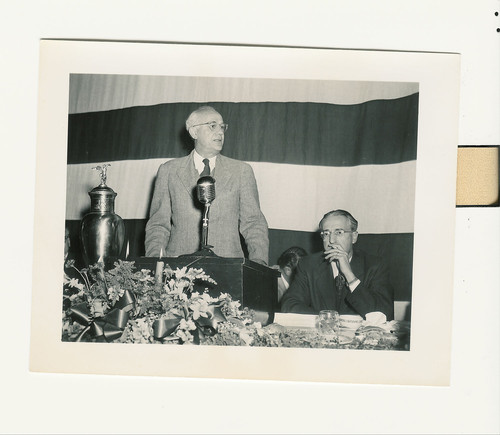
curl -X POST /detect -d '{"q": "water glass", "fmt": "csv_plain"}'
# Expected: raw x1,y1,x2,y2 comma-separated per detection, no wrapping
318,310,340,340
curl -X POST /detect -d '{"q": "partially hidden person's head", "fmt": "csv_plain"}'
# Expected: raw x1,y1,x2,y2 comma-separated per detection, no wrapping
186,106,228,158
277,246,307,284
319,209,359,255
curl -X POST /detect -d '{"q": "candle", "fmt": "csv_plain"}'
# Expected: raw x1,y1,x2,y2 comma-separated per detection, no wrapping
155,260,164,284
155,248,164,284
125,241,130,259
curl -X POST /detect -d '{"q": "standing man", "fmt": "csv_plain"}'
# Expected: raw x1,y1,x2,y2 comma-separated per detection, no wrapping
145,106,269,265
281,209,393,319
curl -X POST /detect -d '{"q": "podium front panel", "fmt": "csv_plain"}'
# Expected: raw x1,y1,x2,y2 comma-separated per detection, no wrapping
132,256,279,313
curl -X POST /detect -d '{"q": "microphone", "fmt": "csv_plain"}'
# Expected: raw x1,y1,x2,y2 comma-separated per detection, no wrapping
196,176,216,253
196,176,216,204
179,176,217,257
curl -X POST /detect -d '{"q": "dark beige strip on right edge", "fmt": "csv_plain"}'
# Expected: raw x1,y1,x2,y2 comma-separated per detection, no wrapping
456,146,499,206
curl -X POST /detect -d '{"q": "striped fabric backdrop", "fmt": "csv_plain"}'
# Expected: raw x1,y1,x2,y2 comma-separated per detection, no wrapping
65,74,418,301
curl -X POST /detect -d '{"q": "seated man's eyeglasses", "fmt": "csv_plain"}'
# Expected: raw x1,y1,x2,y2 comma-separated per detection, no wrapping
192,122,229,132
320,229,354,239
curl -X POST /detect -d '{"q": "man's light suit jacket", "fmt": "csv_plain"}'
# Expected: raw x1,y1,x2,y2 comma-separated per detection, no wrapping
145,151,269,264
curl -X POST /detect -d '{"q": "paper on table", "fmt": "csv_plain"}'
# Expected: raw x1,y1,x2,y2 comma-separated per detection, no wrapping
273,313,318,328
363,311,387,326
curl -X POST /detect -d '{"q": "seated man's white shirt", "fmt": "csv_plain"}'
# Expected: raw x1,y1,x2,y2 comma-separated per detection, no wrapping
329,255,360,292
277,273,289,302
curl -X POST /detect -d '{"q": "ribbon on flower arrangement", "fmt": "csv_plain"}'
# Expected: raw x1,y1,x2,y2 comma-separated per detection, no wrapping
152,305,227,341
113,289,136,312
195,305,226,337
153,314,184,340
70,289,136,342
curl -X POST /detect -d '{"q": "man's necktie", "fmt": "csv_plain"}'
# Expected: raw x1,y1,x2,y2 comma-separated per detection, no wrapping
200,158,210,177
335,273,348,295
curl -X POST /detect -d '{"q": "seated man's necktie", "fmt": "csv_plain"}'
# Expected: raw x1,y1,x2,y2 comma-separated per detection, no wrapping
335,273,348,295
200,158,211,177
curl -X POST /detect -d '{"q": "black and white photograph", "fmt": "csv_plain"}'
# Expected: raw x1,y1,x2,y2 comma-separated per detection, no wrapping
30,40,459,386
62,73,417,350
4,2,499,434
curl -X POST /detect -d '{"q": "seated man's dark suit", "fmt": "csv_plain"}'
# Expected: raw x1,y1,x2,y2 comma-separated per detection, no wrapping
280,248,394,320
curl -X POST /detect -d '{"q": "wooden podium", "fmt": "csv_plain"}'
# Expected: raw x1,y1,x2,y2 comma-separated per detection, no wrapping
132,255,280,313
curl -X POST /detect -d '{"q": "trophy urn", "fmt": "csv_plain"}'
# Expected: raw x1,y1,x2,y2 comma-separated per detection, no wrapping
80,164,125,269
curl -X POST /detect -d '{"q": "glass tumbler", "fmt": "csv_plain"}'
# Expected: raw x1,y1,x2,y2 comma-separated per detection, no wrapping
318,310,340,340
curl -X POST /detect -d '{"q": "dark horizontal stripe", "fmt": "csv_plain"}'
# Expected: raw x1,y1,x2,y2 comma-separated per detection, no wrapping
65,219,413,301
67,96,419,166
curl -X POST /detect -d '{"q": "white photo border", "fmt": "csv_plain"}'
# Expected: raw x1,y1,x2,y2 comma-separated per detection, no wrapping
30,40,459,386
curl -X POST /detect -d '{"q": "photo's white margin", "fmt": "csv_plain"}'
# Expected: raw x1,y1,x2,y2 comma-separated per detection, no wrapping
30,40,459,386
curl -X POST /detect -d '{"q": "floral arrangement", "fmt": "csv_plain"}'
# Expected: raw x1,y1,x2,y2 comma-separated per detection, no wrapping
62,260,409,350
62,259,260,344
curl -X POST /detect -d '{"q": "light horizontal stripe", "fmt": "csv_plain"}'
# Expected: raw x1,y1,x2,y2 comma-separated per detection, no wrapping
251,161,416,234
69,74,419,114
66,159,415,234
66,158,169,222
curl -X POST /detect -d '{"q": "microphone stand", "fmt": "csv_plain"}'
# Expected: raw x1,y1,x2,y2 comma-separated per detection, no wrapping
185,201,217,257
199,202,216,255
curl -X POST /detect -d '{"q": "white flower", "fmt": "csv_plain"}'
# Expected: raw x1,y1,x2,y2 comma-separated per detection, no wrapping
127,318,152,344
176,329,193,343
174,267,188,279
190,299,210,320
107,286,125,303
176,318,196,343
68,278,85,291
136,318,151,337
62,319,73,334
139,270,155,283
239,330,254,346
179,318,197,331
201,292,217,304
90,300,106,317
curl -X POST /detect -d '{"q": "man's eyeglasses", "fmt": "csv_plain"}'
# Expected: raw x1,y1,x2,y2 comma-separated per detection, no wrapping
320,229,354,239
192,122,229,132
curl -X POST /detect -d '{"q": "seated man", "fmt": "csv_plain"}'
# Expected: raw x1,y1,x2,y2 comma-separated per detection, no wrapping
280,209,393,320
